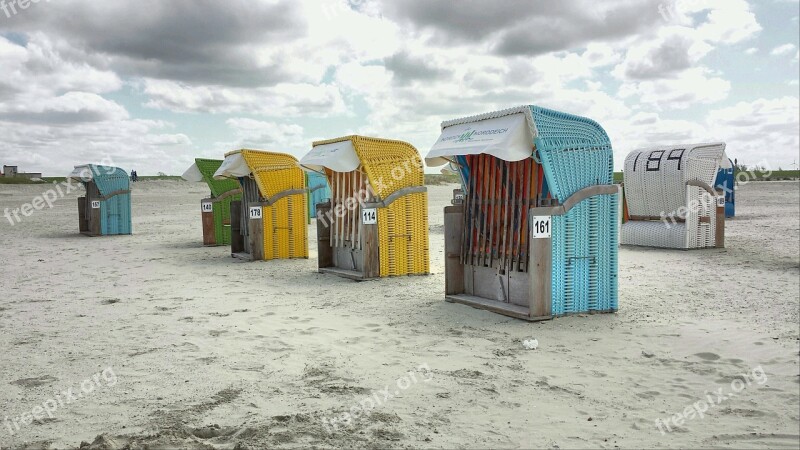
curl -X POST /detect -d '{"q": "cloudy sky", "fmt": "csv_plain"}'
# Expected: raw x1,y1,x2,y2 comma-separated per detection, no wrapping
0,0,797,176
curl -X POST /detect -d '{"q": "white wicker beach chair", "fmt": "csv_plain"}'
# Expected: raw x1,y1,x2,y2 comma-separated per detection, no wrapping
621,143,729,249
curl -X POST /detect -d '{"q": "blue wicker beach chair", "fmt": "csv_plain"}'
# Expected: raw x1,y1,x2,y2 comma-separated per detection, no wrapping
70,164,132,236
426,105,619,320
714,158,735,218
306,171,331,221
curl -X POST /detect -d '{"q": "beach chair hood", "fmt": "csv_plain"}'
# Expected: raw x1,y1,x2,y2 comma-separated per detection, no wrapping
426,107,538,167
69,164,129,197
427,105,613,203
181,162,204,182
185,158,241,198
213,151,251,180
300,139,361,173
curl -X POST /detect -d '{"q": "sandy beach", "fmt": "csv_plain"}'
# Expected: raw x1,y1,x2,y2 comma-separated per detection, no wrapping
0,180,798,449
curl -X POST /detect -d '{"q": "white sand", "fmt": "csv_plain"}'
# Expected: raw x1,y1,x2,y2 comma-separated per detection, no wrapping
0,180,797,449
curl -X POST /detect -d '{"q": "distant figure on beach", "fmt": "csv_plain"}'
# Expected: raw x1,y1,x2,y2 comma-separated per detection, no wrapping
131,170,138,182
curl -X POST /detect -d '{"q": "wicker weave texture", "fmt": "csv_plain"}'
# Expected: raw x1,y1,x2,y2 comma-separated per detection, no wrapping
86,165,132,235
530,106,613,202
378,192,430,277
239,150,308,259
444,106,617,315
212,201,233,245
551,191,618,315
527,106,617,315
621,221,686,248
307,171,331,219
195,158,241,198
195,158,240,245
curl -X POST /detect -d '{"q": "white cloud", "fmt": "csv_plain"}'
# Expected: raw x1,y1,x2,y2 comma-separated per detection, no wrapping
612,27,713,79
142,79,347,117
0,34,194,175
223,118,306,154
771,43,798,56
604,112,708,167
706,96,800,166
684,0,762,44
618,68,731,109
0,34,124,123
0,118,193,175
0,91,129,124
0,0,794,175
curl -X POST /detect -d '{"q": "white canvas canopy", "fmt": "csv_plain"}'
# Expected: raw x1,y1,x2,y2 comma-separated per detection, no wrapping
425,112,535,167
300,140,361,173
213,152,251,180
181,163,204,182
68,165,94,182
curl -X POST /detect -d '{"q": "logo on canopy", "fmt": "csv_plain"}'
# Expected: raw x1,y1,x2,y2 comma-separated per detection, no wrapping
455,130,476,143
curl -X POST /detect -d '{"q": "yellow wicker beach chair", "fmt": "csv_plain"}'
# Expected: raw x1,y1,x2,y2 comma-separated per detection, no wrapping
214,149,308,261
301,135,429,279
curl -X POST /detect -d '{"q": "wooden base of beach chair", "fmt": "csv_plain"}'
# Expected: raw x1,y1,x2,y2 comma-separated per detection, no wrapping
231,252,253,261
319,267,371,281
201,199,216,246
445,294,552,321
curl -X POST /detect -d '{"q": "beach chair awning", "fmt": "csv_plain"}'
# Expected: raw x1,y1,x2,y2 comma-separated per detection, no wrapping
181,163,204,182
425,113,534,167
213,152,251,180
301,139,361,173
69,165,94,182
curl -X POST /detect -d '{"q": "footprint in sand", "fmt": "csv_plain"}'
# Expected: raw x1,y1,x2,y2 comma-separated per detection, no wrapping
636,390,661,399
11,375,58,388
694,352,721,361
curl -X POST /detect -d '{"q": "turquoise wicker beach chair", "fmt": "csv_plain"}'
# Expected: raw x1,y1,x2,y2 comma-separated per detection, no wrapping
306,171,331,221
70,165,132,236
426,105,619,320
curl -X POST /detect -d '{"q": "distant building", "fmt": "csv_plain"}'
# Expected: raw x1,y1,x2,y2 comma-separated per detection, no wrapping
2,165,43,179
